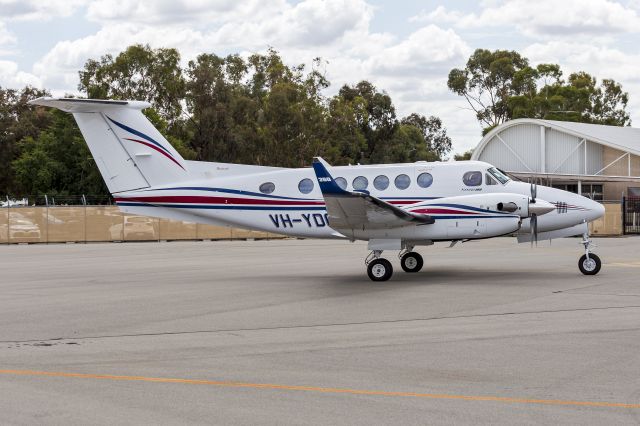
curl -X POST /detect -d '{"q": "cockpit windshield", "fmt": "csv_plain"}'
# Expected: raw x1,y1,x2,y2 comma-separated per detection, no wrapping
487,167,510,184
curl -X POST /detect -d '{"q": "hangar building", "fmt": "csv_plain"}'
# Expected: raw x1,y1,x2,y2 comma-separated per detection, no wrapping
471,119,640,201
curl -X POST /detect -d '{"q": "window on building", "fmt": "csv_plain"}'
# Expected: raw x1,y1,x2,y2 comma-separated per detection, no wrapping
581,184,603,201
353,176,368,190
334,177,347,190
417,172,433,188
394,174,411,190
298,178,314,194
373,175,389,190
259,182,275,194
462,171,482,186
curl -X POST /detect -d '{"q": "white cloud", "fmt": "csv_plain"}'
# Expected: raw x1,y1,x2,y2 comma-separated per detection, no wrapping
415,0,640,38
85,0,244,25
0,0,88,21
0,22,17,46
33,23,205,91
33,0,377,93
16,0,640,154
368,25,469,76
0,60,42,87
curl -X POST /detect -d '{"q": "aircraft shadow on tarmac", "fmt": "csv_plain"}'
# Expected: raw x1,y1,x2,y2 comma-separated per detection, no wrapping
314,268,578,288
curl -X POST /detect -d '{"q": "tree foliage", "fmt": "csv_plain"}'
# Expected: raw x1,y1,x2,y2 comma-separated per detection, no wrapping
449,49,631,134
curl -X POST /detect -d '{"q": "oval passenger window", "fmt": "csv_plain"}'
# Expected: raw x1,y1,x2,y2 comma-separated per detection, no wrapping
334,177,347,190
352,176,368,190
298,178,314,194
462,171,482,186
417,172,433,188
373,175,389,190
394,174,411,190
259,182,275,194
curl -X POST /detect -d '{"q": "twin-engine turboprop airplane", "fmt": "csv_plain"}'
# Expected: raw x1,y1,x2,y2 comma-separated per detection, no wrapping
29,97,605,281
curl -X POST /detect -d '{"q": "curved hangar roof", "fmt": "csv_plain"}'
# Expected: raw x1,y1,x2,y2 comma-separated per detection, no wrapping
471,118,640,177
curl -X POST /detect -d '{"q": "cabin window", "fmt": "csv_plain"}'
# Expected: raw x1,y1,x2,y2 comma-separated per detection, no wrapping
463,171,482,186
487,167,509,184
394,174,411,190
335,177,347,190
259,182,276,194
373,175,389,190
417,172,433,188
485,174,498,185
298,178,314,194
353,176,368,190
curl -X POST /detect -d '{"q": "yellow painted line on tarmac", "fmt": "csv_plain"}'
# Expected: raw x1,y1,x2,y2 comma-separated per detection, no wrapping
1,369,639,409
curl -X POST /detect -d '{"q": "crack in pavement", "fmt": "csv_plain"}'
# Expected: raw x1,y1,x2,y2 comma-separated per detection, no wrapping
2,304,640,344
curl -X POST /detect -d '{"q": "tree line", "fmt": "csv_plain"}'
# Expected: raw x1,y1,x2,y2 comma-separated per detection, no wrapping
0,46,631,197
1,46,452,197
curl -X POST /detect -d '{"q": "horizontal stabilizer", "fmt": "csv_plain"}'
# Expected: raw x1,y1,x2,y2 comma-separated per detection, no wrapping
29,97,151,113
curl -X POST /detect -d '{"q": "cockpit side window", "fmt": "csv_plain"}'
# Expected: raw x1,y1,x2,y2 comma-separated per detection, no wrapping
487,167,510,184
485,174,498,185
463,171,482,187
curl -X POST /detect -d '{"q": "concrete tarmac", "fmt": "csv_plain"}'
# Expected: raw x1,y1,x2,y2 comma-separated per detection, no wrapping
1,237,640,425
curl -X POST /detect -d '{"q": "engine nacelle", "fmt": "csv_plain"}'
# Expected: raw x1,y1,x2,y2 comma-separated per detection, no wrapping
415,193,531,218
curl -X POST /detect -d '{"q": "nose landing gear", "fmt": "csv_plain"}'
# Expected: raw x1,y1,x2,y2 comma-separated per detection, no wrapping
579,232,601,275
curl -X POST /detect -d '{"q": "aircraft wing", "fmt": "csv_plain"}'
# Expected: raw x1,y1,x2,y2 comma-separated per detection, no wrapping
312,158,435,230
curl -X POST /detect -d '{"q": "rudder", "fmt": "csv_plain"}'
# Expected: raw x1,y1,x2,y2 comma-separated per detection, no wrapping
29,98,188,194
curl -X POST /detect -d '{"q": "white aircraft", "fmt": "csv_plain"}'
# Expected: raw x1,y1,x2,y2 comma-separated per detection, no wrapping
29,98,605,281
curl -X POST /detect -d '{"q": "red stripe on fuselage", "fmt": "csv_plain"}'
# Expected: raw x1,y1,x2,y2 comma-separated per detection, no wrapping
114,195,325,206
410,208,476,215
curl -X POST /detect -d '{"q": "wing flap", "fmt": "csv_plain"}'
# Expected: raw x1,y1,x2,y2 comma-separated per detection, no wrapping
312,158,434,231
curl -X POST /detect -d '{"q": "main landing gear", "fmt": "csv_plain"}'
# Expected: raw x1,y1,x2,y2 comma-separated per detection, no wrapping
365,249,424,281
399,249,423,273
578,232,601,275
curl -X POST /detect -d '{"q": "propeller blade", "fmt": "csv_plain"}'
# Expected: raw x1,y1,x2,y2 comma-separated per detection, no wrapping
530,181,537,203
530,214,538,247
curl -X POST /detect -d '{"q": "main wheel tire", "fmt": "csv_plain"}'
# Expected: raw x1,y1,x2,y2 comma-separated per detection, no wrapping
400,252,423,273
579,253,601,275
367,258,393,281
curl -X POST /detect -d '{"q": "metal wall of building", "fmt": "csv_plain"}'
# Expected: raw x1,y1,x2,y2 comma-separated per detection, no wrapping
545,128,583,174
478,123,540,172
477,123,605,175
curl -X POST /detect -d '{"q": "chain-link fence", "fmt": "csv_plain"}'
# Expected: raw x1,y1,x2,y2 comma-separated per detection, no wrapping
2,194,114,207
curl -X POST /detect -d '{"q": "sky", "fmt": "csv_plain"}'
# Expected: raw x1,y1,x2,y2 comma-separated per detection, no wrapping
2,0,640,156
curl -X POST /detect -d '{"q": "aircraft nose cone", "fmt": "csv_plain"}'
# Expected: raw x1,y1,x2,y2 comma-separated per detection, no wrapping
529,199,555,216
590,200,605,220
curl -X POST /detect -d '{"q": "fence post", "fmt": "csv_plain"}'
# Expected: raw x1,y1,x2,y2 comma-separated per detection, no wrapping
44,194,49,244
622,197,626,236
82,194,87,243
6,195,10,244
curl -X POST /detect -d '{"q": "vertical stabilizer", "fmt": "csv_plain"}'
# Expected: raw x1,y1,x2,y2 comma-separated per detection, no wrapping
28,98,188,194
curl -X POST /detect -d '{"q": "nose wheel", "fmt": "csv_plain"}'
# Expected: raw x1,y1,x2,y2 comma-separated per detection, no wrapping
579,253,601,275
579,232,601,275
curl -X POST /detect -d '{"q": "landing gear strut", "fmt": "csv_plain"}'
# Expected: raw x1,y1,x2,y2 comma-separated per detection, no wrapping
578,232,601,275
399,249,423,273
365,251,393,281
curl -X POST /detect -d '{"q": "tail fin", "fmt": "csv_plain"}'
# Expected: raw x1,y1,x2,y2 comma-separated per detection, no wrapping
28,98,188,194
